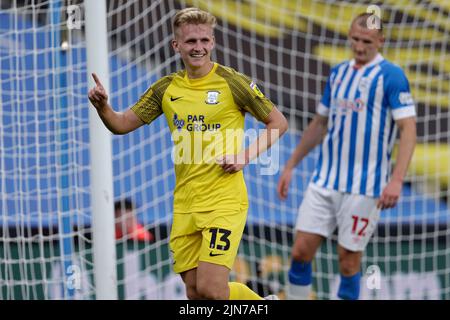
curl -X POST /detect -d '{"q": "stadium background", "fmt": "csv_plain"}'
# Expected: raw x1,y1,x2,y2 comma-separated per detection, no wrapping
0,0,449,299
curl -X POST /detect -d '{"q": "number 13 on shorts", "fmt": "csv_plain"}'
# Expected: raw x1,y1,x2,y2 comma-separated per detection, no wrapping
209,228,231,251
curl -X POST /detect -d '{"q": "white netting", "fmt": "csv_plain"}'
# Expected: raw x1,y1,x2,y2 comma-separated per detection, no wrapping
1,0,449,300
0,0,93,299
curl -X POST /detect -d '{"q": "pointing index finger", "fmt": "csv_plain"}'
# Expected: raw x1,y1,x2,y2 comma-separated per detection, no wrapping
92,73,103,87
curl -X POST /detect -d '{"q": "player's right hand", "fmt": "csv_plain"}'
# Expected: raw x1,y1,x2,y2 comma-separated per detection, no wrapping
88,73,108,110
277,168,293,200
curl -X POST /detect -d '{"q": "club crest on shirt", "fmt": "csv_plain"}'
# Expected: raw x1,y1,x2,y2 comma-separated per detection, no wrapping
205,91,220,105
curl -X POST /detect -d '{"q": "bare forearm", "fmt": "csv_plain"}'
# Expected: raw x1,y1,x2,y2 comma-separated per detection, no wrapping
284,115,327,171
243,108,288,163
218,108,287,174
391,119,416,182
245,124,286,163
88,73,143,135
95,105,144,135
96,104,128,134
377,118,416,210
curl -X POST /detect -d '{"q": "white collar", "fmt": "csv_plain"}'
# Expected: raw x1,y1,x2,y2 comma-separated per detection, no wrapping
349,53,384,69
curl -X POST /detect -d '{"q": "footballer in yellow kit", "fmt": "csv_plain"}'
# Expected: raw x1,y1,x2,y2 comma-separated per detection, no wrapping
89,6,288,300
131,62,274,273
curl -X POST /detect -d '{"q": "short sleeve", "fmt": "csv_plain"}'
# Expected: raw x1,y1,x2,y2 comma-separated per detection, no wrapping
317,74,333,116
216,66,274,122
130,75,173,124
384,65,416,120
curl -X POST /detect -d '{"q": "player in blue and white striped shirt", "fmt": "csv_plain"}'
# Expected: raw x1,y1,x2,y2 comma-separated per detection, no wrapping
278,13,417,300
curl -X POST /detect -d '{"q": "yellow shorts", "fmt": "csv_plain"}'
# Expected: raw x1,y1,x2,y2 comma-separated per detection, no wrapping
169,204,248,274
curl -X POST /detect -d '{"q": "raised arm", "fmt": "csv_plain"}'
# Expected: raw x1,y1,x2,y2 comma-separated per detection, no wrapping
88,73,144,134
277,114,328,200
377,116,416,209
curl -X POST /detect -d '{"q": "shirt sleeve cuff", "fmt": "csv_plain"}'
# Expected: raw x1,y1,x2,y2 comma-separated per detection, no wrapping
316,102,330,117
392,105,416,120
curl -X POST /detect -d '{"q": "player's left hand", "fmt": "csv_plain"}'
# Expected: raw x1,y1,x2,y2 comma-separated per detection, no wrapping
216,154,248,174
377,179,402,210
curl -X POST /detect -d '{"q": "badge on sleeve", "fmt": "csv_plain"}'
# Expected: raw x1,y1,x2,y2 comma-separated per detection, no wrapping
399,92,414,105
250,81,265,98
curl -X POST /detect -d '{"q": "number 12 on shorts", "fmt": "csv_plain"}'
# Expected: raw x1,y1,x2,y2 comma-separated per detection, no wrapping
351,215,369,236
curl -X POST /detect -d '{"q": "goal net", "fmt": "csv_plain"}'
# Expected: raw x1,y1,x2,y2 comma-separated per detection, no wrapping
1,0,449,300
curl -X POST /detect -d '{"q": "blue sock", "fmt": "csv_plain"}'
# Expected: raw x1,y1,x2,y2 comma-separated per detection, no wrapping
288,260,312,286
337,273,361,300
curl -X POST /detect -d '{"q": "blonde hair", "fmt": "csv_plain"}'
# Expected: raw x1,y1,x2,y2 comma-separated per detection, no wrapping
172,7,217,36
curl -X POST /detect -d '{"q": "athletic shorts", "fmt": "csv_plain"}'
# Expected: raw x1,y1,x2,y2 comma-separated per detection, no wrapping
169,203,248,274
295,183,380,252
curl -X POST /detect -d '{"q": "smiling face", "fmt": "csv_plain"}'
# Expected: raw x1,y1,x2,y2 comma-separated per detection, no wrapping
349,20,384,67
172,23,215,78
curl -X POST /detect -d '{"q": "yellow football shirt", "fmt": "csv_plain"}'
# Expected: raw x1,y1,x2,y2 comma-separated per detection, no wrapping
131,63,274,213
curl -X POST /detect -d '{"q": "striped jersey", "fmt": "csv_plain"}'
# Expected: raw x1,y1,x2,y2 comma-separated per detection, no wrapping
131,63,274,213
312,54,416,197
